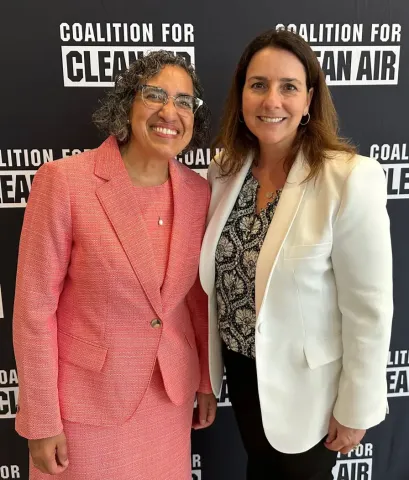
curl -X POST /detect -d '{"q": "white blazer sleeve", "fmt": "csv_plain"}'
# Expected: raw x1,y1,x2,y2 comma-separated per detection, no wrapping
332,157,393,429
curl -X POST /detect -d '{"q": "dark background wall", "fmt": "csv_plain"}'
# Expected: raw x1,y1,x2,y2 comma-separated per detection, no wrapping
0,1,408,479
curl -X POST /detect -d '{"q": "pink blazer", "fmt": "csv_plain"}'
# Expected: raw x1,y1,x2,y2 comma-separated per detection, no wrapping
13,136,211,440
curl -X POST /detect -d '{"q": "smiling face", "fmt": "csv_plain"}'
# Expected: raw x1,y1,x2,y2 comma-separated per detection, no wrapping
128,65,195,159
242,47,313,154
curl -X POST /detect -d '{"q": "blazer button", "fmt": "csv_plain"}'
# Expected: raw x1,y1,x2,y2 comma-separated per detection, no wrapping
150,318,162,328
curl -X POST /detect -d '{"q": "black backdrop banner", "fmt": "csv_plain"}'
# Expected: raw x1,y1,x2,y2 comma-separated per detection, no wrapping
1,1,408,479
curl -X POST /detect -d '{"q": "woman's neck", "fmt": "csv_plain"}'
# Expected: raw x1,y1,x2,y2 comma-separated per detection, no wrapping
251,139,296,191
256,130,298,173
256,143,290,176
121,142,169,187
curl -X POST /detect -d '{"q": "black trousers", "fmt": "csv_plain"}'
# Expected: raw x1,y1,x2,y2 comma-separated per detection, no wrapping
222,342,338,480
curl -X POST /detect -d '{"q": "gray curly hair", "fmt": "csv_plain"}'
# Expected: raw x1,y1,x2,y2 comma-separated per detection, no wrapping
93,50,211,153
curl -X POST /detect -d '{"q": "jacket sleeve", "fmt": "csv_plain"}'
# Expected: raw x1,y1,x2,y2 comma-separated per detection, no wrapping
13,161,72,439
331,157,393,429
186,183,213,394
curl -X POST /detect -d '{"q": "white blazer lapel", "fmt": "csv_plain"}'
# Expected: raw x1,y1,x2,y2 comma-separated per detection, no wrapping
200,155,253,295
255,151,309,316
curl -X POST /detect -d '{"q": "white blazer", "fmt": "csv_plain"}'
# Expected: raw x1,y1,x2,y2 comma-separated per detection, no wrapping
199,150,393,454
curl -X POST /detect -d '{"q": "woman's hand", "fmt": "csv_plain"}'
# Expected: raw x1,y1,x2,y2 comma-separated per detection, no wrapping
29,431,69,475
324,415,366,454
192,393,217,430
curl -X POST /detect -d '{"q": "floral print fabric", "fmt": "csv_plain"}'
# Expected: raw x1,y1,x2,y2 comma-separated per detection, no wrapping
215,169,281,358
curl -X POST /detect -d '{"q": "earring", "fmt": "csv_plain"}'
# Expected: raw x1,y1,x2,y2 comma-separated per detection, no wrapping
238,112,244,123
126,119,130,124
300,112,310,126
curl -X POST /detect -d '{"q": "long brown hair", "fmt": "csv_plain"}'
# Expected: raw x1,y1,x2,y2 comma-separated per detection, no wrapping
213,29,355,180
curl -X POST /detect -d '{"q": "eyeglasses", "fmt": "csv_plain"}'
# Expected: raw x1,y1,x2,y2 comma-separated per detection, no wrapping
138,84,203,115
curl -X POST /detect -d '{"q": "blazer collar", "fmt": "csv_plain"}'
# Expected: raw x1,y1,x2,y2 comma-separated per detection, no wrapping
200,153,253,295
94,136,194,317
160,160,198,310
94,136,126,181
255,149,309,315
200,149,309,313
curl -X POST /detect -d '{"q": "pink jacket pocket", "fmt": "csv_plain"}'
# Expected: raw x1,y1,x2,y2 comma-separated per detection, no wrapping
58,330,108,372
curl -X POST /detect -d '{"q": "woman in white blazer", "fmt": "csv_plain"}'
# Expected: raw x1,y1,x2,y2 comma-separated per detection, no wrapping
199,29,393,480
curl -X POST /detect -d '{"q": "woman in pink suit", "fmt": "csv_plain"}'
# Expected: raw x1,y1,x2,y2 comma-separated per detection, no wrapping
13,50,217,480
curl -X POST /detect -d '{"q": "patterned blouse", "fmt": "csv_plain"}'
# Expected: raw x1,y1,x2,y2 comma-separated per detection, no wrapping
215,168,282,359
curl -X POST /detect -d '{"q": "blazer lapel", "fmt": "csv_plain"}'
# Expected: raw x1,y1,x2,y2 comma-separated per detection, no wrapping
160,160,197,309
255,150,309,316
199,154,253,295
94,137,163,317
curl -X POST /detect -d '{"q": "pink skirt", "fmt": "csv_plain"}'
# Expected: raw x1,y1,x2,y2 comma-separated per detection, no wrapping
30,363,195,480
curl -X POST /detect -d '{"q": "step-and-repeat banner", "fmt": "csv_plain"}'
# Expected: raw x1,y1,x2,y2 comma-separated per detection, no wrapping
1,1,408,479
